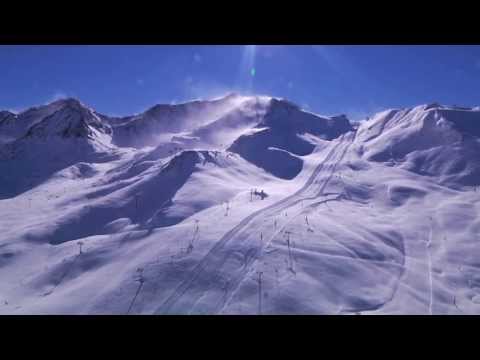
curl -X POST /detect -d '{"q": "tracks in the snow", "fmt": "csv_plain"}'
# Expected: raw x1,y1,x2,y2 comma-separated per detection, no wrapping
42,253,81,297
426,220,434,315
154,132,356,314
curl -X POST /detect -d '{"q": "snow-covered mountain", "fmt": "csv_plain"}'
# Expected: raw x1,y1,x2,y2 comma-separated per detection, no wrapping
0,99,82,145
105,93,250,148
0,111,17,144
355,103,480,187
1,95,479,315
229,98,352,179
0,98,116,199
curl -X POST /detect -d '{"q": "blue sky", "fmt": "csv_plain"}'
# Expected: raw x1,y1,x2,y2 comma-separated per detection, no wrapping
1,45,480,120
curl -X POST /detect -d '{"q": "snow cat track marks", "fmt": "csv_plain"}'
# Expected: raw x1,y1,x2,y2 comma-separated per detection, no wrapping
155,133,356,314
426,220,435,315
217,202,311,314
366,216,435,315
217,134,358,313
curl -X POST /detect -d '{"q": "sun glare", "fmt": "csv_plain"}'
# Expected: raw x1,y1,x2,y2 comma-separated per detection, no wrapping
235,45,257,93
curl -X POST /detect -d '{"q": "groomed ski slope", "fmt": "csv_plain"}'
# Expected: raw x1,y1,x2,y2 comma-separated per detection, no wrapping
1,97,480,314
156,132,356,314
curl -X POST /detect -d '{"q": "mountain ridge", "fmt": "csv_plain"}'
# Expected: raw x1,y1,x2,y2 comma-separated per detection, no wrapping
1,94,480,315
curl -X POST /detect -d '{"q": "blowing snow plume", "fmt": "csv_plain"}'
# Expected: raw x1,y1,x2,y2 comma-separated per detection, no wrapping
229,98,353,179
1,95,480,315
106,93,250,148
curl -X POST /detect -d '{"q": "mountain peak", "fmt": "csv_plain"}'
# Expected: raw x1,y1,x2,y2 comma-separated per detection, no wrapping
24,100,111,140
50,97,82,106
0,110,17,123
49,97,93,113
269,97,300,110
423,102,442,110
220,92,242,101
0,110,16,117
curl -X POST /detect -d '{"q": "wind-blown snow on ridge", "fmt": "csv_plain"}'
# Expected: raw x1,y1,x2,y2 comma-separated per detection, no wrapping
229,98,352,179
1,96,480,315
106,94,253,148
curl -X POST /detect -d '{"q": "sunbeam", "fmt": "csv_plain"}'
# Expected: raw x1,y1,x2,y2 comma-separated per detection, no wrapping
236,45,257,94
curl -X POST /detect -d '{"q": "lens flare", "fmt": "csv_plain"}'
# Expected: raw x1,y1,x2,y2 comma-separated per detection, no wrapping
235,45,257,94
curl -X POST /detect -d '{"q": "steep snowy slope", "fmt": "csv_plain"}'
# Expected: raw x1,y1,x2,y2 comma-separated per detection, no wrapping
1,97,479,315
105,94,352,180
0,99,77,145
0,99,116,199
0,111,18,144
107,94,249,148
229,99,352,179
355,104,480,187
176,95,271,149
